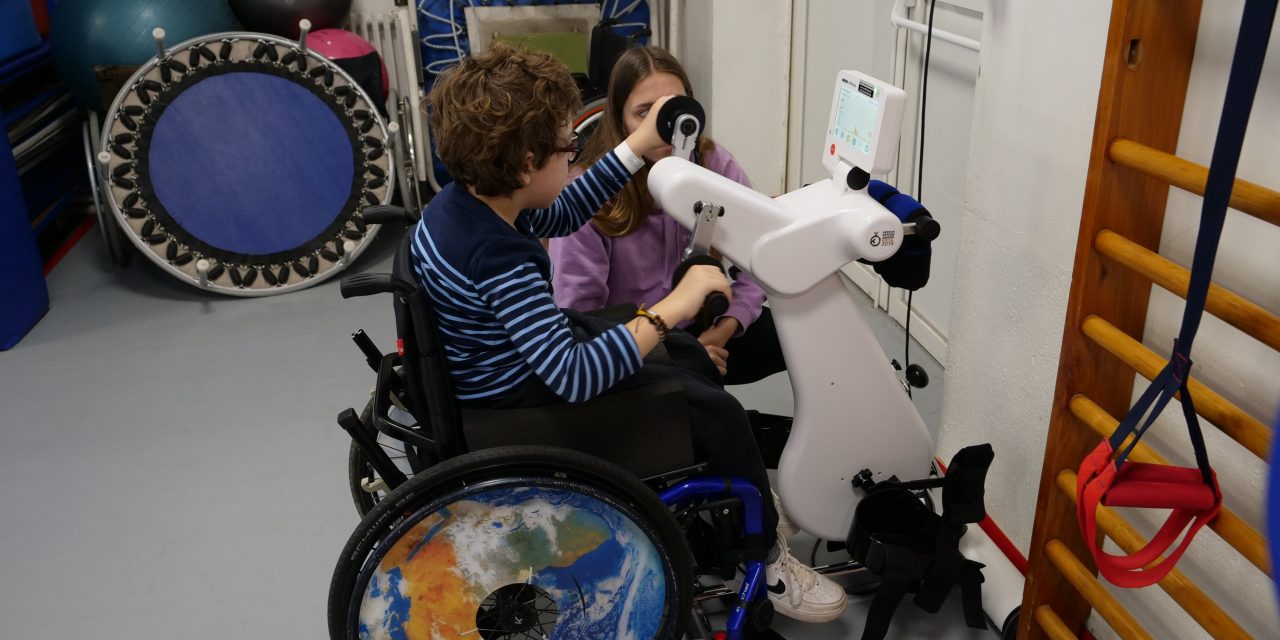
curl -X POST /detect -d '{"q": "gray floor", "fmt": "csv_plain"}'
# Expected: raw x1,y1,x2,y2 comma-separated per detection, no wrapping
0,228,988,639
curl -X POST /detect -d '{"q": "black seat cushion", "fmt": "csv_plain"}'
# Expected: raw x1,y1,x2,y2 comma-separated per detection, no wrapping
462,380,694,480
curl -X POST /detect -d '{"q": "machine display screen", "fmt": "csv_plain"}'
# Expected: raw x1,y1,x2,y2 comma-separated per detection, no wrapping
832,78,879,156
823,70,903,178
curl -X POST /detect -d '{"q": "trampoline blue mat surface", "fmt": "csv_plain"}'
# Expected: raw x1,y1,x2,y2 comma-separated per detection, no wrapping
147,72,355,255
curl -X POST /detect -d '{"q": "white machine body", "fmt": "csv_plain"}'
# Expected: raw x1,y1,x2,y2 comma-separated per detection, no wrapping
651,68,1023,633
649,158,934,541
649,70,929,540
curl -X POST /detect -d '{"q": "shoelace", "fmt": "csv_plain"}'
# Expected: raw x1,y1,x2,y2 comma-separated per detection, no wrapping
771,540,819,603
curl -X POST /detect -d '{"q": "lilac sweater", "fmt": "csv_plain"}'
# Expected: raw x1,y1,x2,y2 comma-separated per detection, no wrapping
549,144,766,334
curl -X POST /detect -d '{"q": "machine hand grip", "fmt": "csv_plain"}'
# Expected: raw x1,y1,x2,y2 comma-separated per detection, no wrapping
909,212,941,242
655,96,706,144
672,255,730,332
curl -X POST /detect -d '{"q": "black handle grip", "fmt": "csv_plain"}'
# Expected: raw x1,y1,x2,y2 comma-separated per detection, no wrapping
361,204,418,225
672,255,730,333
340,273,396,299
910,212,941,242
702,291,730,318
655,96,706,144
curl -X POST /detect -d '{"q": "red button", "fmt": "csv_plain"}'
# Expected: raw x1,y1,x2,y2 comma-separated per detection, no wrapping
829,143,836,155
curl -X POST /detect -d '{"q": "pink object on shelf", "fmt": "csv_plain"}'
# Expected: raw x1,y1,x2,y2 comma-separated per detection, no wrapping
309,28,389,98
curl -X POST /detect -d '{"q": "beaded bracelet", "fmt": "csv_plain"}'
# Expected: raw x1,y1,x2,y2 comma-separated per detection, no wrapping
634,306,670,341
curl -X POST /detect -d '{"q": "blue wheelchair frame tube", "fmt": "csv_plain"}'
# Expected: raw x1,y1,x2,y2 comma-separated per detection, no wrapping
660,478,767,640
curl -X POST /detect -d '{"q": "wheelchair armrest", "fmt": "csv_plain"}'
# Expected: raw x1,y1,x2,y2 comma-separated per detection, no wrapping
340,272,414,299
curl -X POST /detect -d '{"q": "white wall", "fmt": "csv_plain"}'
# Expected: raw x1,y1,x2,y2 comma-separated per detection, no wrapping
788,0,889,191
937,0,1106,553
937,1,1280,637
674,0,792,196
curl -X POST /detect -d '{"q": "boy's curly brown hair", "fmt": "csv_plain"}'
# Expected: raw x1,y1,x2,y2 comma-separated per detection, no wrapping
425,43,582,197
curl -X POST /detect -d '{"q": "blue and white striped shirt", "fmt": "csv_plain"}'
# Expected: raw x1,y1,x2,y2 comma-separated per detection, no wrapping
409,150,643,402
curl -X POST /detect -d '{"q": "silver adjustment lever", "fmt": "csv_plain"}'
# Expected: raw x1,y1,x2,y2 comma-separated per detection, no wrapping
683,200,723,261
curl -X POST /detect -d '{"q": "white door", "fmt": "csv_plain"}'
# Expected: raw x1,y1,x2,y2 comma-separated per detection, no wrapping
789,0,984,366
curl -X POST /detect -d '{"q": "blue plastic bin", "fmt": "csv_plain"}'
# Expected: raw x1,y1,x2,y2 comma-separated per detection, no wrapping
0,125,49,350
0,0,41,64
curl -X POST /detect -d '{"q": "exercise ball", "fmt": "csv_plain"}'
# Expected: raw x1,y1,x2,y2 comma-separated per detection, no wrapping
50,0,240,111
310,29,389,102
228,0,353,39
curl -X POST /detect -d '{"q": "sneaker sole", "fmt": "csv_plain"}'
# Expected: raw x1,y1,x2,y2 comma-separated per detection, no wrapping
768,594,849,624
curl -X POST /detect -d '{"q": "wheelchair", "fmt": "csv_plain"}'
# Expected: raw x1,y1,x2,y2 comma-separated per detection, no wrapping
332,205,794,640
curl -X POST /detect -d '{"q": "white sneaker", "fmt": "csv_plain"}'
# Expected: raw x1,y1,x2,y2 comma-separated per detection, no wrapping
763,537,848,623
773,490,801,538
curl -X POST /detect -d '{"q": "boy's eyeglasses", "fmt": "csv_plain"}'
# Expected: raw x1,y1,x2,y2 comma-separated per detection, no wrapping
554,133,583,164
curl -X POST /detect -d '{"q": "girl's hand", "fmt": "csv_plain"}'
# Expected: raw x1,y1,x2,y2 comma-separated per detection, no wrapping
704,344,729,376
624,94,676,158
697,317,740,349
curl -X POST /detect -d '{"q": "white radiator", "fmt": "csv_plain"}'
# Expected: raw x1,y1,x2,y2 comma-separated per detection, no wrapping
348,0,430,185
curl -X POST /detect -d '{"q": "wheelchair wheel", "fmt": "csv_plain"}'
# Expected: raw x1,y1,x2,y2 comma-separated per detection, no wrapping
347,397,429,517
329,445,693,640
574,97,606,143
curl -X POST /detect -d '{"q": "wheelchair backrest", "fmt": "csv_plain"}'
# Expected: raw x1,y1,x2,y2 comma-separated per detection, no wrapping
391,235,468,460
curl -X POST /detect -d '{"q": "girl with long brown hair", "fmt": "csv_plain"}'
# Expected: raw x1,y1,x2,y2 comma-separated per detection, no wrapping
550,46,786,388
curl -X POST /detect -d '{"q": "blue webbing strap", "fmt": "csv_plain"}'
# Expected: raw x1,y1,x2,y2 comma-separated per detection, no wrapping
1107,0,1277,478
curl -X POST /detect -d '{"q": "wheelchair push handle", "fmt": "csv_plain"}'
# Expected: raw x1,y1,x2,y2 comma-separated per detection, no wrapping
340,272,413,299
360,204,419,225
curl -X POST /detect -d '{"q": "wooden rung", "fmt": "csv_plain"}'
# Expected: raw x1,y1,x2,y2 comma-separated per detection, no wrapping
1109,138,1280,227
1069,394,1272,576
1046,539,1153,640
1095,230,1280,352
1056,469,1252,639
1081,315,1272,460
1034,605,1079,640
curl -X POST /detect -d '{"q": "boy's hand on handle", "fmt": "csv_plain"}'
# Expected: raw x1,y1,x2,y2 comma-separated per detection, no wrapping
626,264,729,358
625,94,677,158
651,264,732,325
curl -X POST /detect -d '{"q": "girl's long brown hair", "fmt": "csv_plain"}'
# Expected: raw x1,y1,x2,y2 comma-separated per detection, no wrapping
578,46,715,237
